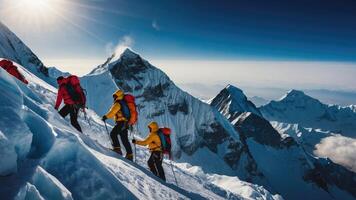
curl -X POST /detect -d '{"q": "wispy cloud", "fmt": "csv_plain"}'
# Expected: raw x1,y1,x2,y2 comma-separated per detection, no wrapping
106,35,135,56
314,135,356,172
152,20,160,31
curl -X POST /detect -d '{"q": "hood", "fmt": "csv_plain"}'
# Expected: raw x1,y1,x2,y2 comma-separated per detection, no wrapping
113,90,124,101
148,122,159,133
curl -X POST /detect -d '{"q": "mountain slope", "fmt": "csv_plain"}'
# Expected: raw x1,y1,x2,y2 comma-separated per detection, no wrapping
83,49,273,187
210,85,356,200
260,90,356,138
209,85,262,118
272,121,356,173
0,60,280,199
0,21,55,86
0,62,200,199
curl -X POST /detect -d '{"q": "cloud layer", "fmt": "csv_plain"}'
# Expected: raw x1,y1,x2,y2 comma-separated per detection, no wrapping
314,135,356,172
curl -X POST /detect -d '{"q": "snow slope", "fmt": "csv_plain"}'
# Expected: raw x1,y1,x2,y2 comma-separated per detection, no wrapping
272,122,356,173
210,86,356,200
248,96,269,107
83,49,273,186
260,90,356,138
0,60,280,199
0,21,56,86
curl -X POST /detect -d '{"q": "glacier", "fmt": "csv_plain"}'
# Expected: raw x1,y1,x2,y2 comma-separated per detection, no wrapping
0,55,279,199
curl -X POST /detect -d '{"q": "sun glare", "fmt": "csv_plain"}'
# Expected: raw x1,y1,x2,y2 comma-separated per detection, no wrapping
0,0,69,29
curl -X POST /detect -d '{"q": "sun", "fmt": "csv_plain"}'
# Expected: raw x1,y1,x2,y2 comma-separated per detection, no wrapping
19,0,50,12
0,0,68,29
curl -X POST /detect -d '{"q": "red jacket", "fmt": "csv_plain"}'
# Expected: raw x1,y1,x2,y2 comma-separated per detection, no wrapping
0,59,29,84
55,79,76,109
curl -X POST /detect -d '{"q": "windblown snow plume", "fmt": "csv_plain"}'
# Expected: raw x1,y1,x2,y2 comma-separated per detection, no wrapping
106,35,135,59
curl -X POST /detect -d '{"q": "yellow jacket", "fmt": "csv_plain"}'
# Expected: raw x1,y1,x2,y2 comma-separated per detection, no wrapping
105,90,127,122
135,122,161,152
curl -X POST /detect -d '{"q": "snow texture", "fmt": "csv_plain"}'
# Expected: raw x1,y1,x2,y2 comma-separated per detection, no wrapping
0,22,55,86
211,85,356,200
83,49,267,185
260,90,356,138
0,58,277,200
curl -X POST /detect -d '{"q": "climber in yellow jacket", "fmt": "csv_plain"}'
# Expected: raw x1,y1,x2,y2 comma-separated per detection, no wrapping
132,122,166,181
102,90,133,161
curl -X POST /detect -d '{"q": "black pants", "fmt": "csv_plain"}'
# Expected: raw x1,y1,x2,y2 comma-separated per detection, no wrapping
148,151,166,181
59,104,82,133
110,121,132,154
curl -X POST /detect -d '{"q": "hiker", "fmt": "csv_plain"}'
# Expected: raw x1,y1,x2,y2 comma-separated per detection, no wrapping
55,76,86,133
132,122,166,181
0,59,29,84
102,90,137,161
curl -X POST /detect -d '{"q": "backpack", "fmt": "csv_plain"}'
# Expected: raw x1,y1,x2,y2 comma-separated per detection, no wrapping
158,128,172,157
119,94,138,125
65,75,86,108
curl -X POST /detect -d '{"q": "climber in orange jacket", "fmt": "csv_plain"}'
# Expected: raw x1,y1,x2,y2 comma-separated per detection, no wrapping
102,90,134,161
132,122,166,181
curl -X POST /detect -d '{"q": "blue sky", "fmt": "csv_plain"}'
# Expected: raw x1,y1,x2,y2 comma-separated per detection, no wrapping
1,0,356,99
2,0,356,61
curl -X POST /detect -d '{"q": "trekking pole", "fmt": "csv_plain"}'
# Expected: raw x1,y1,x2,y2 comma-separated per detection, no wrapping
133,125,137,163
169,158,179,187
104,121,110,136
104,121,113,144
83,109,92,128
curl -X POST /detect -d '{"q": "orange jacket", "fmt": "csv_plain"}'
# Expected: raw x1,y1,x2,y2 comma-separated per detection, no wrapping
105,90,127,122
135,122,161,152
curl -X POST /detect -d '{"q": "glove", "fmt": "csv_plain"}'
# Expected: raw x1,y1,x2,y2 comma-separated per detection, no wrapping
102,115,107,121
128,125,133,132
132,139,136,144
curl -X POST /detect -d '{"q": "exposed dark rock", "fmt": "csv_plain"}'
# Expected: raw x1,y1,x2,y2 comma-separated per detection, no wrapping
234,112,285,148
281,136,298,148
318,110,337,122
314,158,356,197
223,138,243,168
168,100,189,115
210,86,262,117
140,83,170,102
115,80,133,93
199,122,230,153
110,54,147,82
149,110,165,118
178,135,200,156
303,168,329,192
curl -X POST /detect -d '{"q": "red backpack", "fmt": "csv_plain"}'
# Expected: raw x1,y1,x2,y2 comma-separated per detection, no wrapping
65,75,86,108
158,128,172,158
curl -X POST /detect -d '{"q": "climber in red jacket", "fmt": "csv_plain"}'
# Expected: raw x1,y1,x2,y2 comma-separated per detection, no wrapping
55,76,83,133
0,59,29,84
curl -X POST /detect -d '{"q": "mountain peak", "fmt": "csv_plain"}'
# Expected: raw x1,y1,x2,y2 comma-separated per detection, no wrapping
280,89,311,101
119,48,140,60
210,84,262,117
225,84,243,95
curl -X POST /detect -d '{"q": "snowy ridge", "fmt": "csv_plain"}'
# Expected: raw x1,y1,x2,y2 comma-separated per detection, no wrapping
83,49,274,187
0,62,195,199
272,121,356,173
210,84,262,118
210,86,356,200
0,21,56,86
0,61,280,199
260,89,356,138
